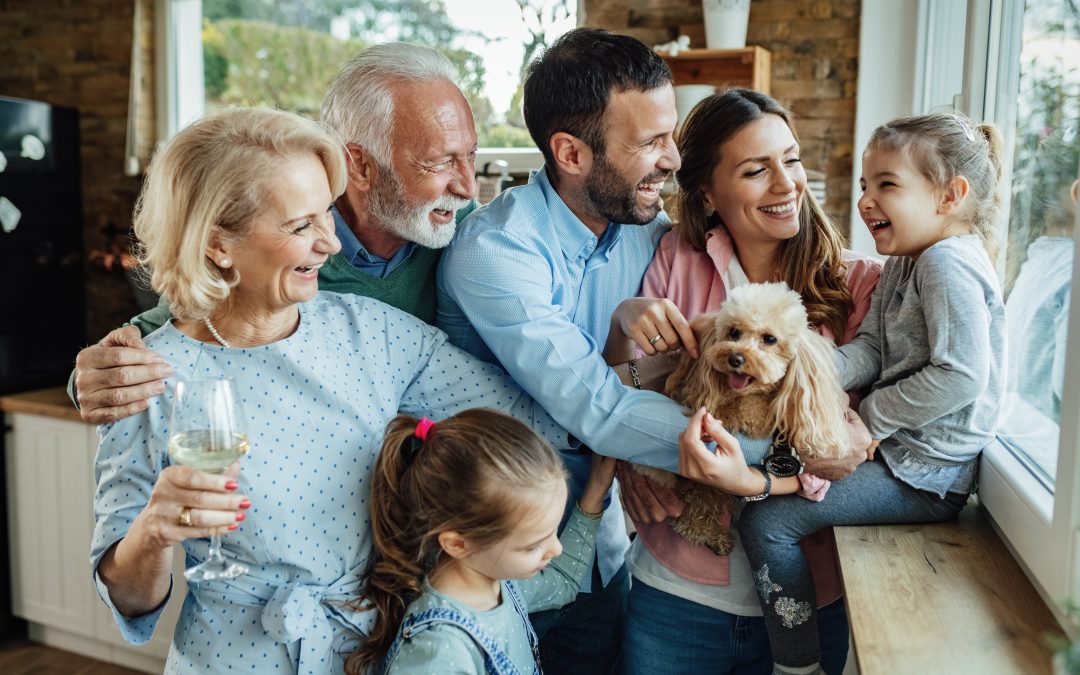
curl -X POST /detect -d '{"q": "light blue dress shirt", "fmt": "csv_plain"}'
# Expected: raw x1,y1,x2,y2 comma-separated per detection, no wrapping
436,168,692,588
333,206,415,278
91,292,563,673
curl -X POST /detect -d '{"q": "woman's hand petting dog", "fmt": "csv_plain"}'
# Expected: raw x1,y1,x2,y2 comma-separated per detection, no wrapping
677,407,760,495
610,297,700,358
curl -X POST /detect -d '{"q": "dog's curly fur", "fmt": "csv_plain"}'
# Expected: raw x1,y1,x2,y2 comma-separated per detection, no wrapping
636,282,851,556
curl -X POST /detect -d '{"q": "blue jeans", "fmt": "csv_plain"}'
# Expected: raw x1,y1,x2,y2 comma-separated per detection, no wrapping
529,562,628,675
739,457,968,667
619,578,849,675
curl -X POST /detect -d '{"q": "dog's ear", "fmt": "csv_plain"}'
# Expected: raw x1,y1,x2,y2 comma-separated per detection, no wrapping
770,329,852,458
689,312,718,343
664,313,721,406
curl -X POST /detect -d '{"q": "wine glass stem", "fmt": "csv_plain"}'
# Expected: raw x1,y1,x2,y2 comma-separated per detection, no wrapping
206,532,226,565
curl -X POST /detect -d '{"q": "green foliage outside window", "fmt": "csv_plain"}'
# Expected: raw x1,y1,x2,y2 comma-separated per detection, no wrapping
200,0,562,148
203,19,365,115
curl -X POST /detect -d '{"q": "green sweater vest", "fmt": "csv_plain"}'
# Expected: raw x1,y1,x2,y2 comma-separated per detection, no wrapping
316,246,441,324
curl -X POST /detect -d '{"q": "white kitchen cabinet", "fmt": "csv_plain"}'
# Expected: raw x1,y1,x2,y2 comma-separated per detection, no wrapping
2,388,185,673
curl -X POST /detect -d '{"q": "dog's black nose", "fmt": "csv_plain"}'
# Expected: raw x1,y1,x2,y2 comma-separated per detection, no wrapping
728,353,745,368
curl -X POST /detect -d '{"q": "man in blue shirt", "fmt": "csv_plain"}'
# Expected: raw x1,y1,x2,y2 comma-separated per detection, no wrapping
436,28,692,674
71,43,478,422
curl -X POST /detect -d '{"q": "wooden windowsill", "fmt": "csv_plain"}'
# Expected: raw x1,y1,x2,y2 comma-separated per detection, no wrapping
834,504,1064,674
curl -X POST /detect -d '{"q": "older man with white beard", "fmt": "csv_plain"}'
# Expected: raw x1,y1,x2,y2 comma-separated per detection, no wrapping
70,43,478,423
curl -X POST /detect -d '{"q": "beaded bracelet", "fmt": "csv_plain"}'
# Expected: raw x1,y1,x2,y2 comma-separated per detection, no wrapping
576,501,605,520
627,359,642,389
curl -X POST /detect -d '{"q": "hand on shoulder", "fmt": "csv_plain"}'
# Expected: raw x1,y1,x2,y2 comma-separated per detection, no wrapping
75,326,172,424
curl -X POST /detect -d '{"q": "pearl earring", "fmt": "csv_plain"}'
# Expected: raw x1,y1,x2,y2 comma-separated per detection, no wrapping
220,258,231,268
705,206,715,216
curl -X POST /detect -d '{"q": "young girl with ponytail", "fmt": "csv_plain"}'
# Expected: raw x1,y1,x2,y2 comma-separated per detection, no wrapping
346,408,616,674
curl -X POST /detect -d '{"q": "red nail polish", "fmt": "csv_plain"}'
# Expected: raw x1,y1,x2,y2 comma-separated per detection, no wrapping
238,499,251,509
228,524,238,531
235,512,246,522
225,480,239,491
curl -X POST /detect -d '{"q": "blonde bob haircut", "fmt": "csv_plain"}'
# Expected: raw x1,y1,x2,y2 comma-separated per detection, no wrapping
133,107,347,321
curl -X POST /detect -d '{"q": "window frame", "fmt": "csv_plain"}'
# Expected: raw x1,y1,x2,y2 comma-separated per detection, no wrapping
929,0,1080,616
155,0,205,141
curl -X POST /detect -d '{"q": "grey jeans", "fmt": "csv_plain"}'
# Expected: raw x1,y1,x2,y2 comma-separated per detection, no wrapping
738,457,968,667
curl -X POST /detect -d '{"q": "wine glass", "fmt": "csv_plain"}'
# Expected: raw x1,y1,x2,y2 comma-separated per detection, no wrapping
168,378,250,581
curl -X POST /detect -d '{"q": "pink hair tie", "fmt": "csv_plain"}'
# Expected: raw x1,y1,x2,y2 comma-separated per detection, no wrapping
414,417,435,442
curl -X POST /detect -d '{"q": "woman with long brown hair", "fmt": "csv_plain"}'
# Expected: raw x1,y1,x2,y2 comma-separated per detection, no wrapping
607,88,881,674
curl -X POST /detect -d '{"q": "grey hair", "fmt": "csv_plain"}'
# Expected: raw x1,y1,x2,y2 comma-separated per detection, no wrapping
320,43,458,162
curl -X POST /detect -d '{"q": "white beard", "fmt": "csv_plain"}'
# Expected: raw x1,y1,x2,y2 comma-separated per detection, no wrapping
388,194,469,249
367,163,470,249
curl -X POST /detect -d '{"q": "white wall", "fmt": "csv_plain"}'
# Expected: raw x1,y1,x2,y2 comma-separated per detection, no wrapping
849,1,921,255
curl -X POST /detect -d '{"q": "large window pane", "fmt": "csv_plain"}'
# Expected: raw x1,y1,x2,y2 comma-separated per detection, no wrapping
200,0,575,148
998,0,1080,489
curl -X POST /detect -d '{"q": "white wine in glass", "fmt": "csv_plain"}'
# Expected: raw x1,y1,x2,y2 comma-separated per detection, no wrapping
168,378,249,581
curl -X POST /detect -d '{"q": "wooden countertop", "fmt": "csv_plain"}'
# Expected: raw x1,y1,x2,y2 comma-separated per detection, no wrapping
0,387,84,423
835,504,1063,674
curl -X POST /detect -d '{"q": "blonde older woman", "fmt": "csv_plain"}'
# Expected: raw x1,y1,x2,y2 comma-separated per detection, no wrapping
90,108,561,673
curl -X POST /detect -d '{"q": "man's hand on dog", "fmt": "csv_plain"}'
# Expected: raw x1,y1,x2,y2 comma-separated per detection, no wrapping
616,461,683,522
801,409,870,480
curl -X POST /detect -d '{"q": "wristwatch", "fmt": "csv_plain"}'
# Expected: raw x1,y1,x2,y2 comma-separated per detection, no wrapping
763,437,804,478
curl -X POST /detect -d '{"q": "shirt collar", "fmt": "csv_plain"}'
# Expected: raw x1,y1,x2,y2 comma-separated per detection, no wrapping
705,225,736,273
332,204,416,268
532,168,624,263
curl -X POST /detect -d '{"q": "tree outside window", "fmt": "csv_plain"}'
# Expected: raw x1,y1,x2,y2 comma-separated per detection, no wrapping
201,0,575,148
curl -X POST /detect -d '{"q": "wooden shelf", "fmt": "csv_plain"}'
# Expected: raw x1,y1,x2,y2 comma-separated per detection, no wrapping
660,46,771,95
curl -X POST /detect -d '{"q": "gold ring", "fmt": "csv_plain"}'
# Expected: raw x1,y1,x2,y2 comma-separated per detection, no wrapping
178,507,193,527
649,335,663,346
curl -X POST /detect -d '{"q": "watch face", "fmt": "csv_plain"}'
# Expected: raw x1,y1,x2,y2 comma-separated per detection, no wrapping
764,453,803,478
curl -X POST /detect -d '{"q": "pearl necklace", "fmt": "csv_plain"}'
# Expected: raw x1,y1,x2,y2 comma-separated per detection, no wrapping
203,317,232,348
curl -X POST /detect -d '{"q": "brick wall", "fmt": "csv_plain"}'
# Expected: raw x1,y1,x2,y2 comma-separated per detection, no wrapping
0,0,153,342
583,0,861,237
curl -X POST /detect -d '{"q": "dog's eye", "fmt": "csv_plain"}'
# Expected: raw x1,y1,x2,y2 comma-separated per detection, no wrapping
728,328,741,340
762,334,777,345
